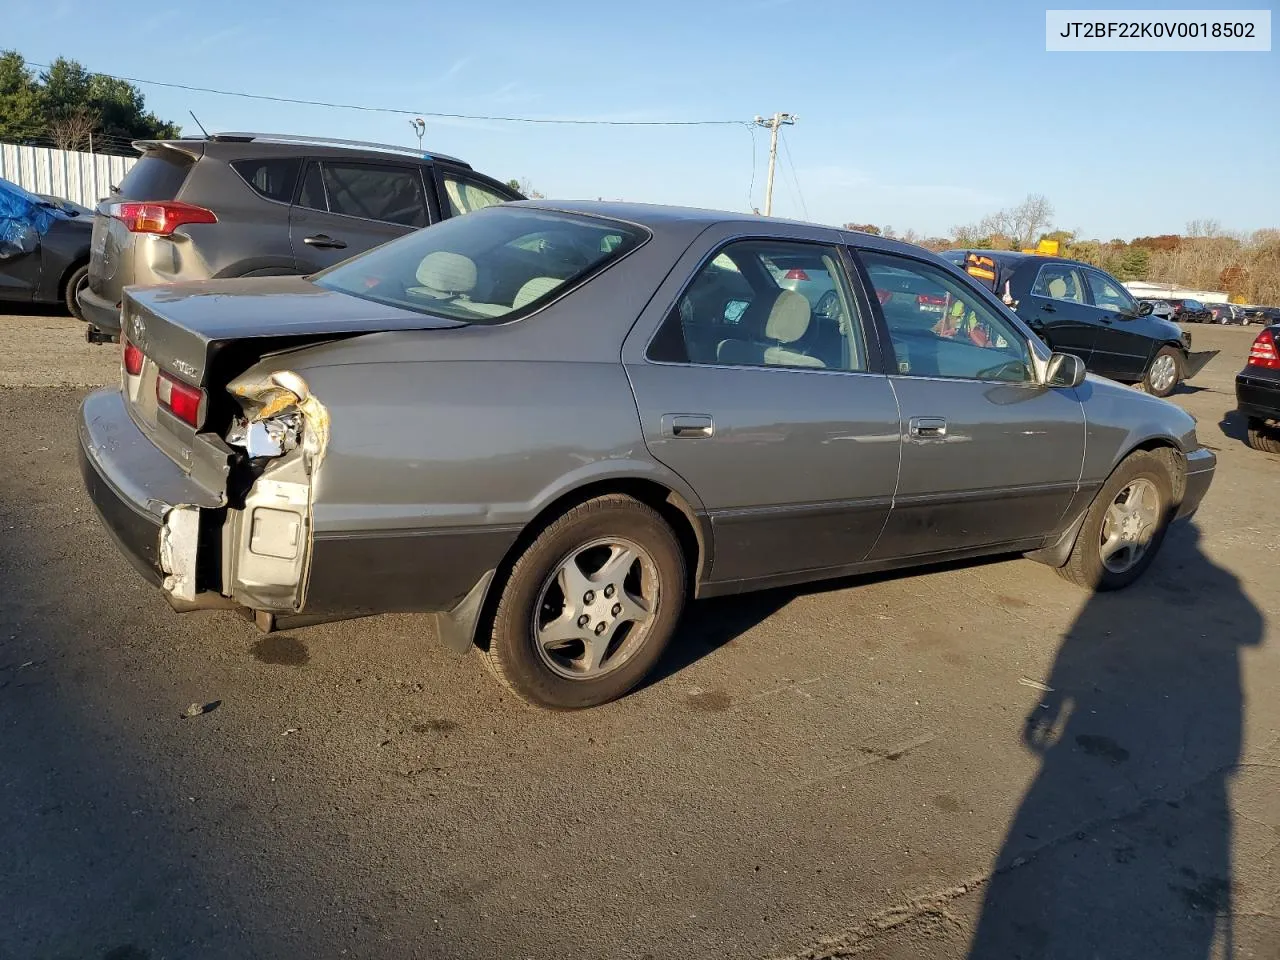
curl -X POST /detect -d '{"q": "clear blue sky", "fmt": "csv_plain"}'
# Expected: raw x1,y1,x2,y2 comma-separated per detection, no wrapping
7,0,1278,238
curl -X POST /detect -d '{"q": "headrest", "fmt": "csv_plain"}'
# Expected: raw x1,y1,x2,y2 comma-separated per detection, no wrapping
765,289,810,344
1047,277,1067,298
415,251,476,294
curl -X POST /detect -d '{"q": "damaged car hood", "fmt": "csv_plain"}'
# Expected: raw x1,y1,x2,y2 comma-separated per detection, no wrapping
123,275,467,385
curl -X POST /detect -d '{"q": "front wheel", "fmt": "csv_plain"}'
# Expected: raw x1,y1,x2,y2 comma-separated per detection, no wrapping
1247,418,1280,454
483,495,687,709
1056,450,1176,591
1143,346,1182,398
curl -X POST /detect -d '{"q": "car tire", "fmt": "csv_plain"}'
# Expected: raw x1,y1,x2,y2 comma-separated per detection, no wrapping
1056,450,1176,592
1247,418,1280,454
64,264,89,321
483,494,687,709
1142,346,1182,398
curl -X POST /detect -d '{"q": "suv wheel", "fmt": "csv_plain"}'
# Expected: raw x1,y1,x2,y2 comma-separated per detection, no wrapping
483,495,687,709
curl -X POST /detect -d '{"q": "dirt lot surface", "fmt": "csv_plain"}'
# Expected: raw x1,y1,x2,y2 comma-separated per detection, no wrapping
1,312,1277,960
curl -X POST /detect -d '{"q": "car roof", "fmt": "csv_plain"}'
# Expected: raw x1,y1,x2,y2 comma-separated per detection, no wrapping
509,199,949,259
135,132,475,170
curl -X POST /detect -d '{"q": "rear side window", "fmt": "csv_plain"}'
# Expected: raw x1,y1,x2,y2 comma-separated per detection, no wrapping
1032,263,1086,303
117,150,194,200
321,162,429,227
231,158,301,203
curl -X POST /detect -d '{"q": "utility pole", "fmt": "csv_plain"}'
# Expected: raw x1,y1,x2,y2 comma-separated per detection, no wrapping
753,112,796,216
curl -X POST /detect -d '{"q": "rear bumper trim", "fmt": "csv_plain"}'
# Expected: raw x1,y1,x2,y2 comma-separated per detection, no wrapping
78,388,226,589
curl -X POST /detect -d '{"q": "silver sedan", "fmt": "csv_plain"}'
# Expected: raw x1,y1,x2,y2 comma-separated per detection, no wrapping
78,201,1216,708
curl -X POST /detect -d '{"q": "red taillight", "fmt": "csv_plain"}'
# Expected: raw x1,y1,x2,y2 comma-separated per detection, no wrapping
122,339,143,376
109,201,217,235
917,294,947,306
784,268,810,281
875,288,891,304
1247,329,1280,370
156,372,203,426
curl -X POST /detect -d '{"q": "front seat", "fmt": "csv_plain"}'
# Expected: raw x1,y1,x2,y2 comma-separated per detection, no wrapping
717,290,824,368
407,251,508,316
408,251,478,300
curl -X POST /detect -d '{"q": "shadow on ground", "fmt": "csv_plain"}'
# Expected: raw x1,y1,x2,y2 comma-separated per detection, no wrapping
967,523,1262,959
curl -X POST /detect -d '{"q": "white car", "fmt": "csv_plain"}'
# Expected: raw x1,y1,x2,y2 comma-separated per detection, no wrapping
1140,299,1174,321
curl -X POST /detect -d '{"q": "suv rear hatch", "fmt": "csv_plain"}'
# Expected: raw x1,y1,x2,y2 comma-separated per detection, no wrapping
87,140,204,306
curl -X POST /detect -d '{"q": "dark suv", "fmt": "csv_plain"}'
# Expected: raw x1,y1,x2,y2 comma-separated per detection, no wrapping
78,132,523,343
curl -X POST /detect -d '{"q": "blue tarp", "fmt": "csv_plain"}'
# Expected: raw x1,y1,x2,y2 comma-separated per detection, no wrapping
0,176,61,258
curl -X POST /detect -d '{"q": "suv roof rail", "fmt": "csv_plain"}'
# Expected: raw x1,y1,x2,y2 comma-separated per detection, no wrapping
204,132,473,168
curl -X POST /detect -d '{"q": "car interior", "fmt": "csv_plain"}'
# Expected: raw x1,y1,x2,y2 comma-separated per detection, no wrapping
670,243,858,370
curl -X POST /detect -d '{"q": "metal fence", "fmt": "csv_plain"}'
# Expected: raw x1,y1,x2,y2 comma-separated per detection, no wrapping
0,143,135,211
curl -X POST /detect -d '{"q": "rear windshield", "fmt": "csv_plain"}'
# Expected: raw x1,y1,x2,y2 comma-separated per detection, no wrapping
313,206,646,323
117,149,195,201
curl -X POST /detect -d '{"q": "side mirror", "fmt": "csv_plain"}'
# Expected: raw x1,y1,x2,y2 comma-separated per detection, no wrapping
1045,352,1086,389
1138,301,1153,317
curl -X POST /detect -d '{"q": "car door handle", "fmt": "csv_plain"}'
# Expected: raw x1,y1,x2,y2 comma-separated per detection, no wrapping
1041,302,1056,313
303,234,347,249
662,414,714,439
908,417,947,441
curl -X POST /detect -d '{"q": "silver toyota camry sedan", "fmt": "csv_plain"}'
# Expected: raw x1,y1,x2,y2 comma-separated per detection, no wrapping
78,200,1216,708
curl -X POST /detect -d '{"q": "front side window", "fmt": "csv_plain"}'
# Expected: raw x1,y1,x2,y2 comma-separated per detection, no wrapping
442,174,511,217
647,239,868,371
320,162,429,227
313,206,644,323
1085,269,1138,313
860,250,1033,383
1031,263,1086,303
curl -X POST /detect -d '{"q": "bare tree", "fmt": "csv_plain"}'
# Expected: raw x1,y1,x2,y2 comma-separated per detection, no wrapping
47,107,96,152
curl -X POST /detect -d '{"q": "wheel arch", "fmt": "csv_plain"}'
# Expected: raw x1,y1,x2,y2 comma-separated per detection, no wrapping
57,253,90,298
438,475,712,656
1027,437,1186,569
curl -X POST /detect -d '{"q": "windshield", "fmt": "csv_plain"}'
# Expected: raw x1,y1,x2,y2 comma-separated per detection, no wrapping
313,206,646,323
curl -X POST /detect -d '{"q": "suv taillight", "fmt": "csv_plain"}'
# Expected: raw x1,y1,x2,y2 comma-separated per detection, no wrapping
156,371,204,426
1247,329,1280,370
109,201,217,235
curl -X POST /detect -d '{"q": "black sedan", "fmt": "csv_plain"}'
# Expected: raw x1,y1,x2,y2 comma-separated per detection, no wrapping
942,250,1216,398
0,177,92,319
1236,324,1280,454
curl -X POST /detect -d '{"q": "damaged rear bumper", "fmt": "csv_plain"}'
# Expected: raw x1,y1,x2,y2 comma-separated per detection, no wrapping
78,388,225,604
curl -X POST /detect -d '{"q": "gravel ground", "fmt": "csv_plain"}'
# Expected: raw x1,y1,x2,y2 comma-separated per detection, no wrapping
1,312,1277,960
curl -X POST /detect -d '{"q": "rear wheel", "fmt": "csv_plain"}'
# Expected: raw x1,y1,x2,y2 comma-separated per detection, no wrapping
1142,346,1182,398
1247,418,1280,454
1056,450,1176,591
483,495,687,709
63,264,89,321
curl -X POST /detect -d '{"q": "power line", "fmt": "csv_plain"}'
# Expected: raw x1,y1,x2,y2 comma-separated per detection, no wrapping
780,129,808,220
26,62,744,127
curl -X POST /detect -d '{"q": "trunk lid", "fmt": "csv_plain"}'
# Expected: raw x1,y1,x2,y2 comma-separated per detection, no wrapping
122,275,466,389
